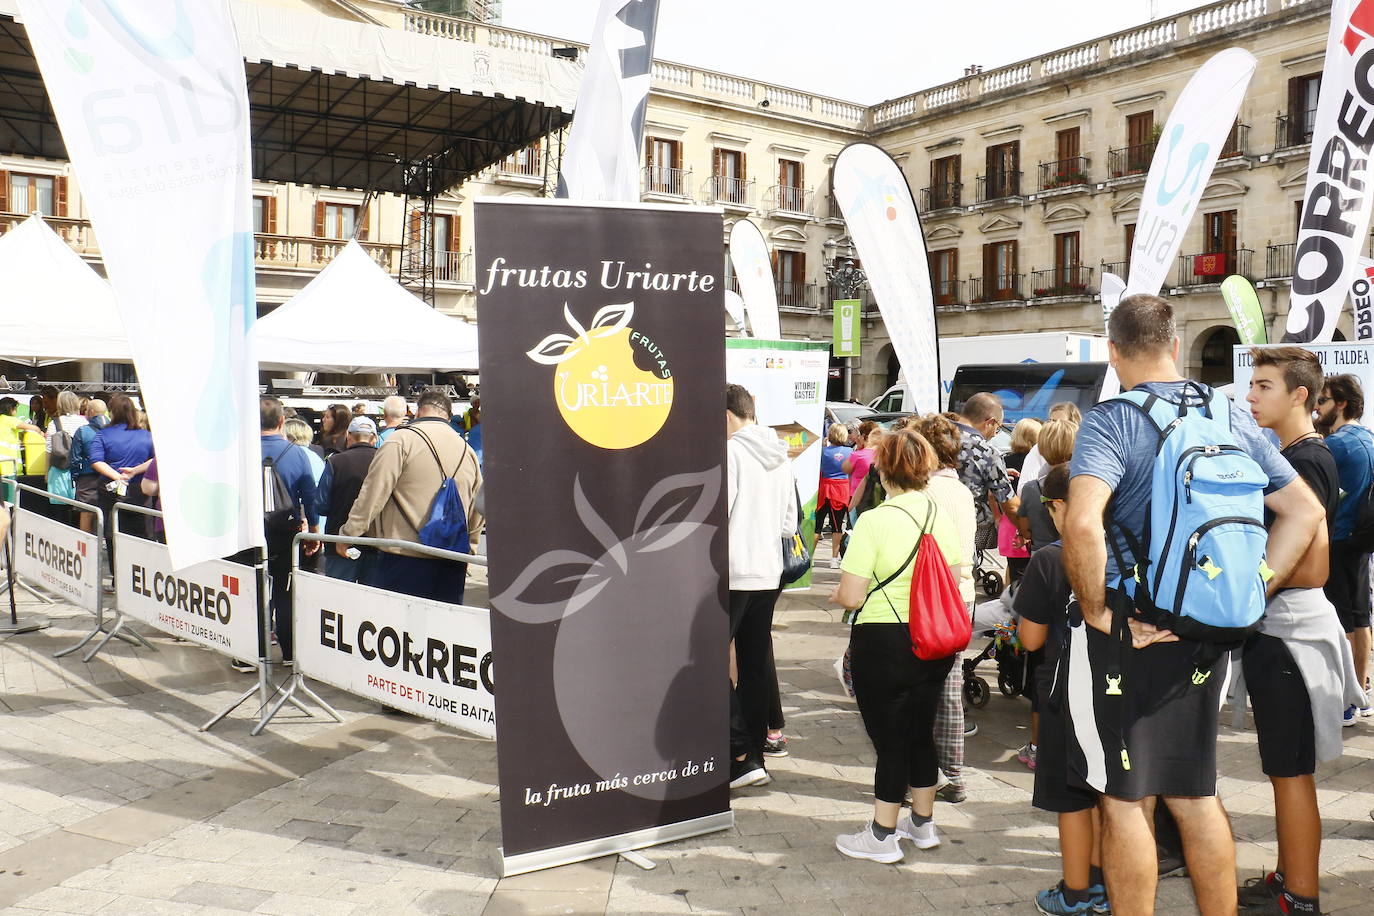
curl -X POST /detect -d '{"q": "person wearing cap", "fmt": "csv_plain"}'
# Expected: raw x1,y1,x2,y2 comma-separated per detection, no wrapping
315,415,380,583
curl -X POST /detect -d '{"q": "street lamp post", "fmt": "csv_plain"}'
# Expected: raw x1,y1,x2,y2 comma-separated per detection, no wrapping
824,254,868,400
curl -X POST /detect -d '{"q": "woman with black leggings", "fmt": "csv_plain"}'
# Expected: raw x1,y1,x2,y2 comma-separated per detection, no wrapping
829,428,965,863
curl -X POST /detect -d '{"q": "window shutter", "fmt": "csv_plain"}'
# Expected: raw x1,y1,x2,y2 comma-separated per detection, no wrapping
1287,75,1303,117
712,148,721,177
267,196,278,234
55,176,68,217
0,171,8,214
797,160,805,189
448,214,459,252
796,250,806,284
314,201,326,237
645,139,654,169
672,140,682,170
952,154,961,184
740,150,747,182
357,202,370,241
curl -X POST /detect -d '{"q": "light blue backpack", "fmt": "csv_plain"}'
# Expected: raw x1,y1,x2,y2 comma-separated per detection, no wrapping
1107,383,1271,644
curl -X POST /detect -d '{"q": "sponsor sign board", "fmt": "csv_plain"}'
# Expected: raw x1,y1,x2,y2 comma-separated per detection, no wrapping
13,507,98,611
1234,342,1374,424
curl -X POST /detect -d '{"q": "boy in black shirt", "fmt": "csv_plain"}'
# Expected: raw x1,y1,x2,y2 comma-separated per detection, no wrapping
1016,464,1106,916
1240,346,1363,915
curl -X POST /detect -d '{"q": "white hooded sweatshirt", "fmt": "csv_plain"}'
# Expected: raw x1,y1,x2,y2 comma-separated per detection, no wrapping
726,422,797,590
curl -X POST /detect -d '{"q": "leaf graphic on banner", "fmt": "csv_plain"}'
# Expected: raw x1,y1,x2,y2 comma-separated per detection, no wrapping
633,469,719,532
526,332,579,364
589,301,634,337
490,548,612,624
564,302,590,343
574,475,627,571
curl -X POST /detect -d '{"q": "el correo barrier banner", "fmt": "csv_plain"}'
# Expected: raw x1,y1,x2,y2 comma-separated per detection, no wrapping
293,572,495,738
832,300,861,358
1285,0,1374,342
17,0,263,569
1234,342,1374,424
726,339,829,590
1221,275,1268,346
476,198,731,875
832,142,941,414
1350,257,1374,342
1124,48,1257,300
556,0,660,201
13,507,98,612
114,532,260,665
730,219,780,340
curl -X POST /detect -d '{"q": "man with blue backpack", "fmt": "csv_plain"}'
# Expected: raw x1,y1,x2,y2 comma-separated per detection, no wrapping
1061,295,1323,916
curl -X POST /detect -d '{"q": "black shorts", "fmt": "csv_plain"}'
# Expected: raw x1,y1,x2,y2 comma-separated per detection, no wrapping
1324,540,1371,632
1063,602,1229,800
817,500,846,534
1243,631,1316,778
1025,648,1044,712
1033,674,1097,813
73,473,101,508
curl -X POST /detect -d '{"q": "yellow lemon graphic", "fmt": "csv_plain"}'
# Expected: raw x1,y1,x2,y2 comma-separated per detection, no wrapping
528,303,673,450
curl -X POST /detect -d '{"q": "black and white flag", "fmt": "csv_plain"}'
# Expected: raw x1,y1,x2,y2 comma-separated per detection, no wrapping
557,0,661,201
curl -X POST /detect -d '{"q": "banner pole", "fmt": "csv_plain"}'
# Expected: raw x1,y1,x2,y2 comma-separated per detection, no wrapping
78,502,157,662
54,496,107,658
0,493,50,634
201,545,275,732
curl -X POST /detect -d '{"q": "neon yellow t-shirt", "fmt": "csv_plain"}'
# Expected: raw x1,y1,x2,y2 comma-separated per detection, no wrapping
0,415,21,476
840,489,962,625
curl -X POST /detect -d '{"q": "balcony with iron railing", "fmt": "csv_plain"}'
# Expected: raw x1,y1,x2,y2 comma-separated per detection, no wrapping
768,185,814,218
920,182,963,213
1219,122,1248,159
433,250,474,286
1265,243,1295,280
1037,158,1090,192
642,166,693,200
1176,248,1252,287
1029,265,1095,299
1275,109,1317,149
1100,259,1130,286
1108,141,1157,179
969,273,1026,303
932,278,964,308
777,280,824,311
496,149,543,184
823,191,845,224
976,170,1022,204
708,175,755,209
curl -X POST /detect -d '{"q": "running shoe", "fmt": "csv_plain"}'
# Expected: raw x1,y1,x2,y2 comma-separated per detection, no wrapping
1343,704,1358,727
895,813,940,849
728,755,770,789
935,783,966,804
229,659,255,673
829,556,841,569
964,720,979,738
762,733,789,757
834,823,903,863
1360,705,1373,718
1237,872,1282,909
1034,881,1099,916
1018,742,1038,771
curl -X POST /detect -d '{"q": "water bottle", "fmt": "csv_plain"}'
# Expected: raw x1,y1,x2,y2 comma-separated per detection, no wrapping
345,547,361,560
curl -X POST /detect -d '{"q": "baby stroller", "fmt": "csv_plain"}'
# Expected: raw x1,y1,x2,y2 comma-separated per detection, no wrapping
962,616,1027,708
973,519,1005,599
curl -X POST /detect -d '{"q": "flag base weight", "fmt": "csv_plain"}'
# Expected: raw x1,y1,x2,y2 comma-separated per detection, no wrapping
0,614,50,634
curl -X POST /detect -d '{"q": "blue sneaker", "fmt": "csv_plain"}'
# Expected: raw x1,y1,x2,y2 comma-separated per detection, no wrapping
1344,704,1358,727
1087,883,1111,914
1035,882,1099,916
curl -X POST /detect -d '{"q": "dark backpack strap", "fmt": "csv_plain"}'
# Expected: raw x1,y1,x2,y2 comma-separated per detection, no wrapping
389,426,474,534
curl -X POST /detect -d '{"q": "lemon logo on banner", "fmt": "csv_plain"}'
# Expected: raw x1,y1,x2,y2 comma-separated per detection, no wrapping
527,302,673,449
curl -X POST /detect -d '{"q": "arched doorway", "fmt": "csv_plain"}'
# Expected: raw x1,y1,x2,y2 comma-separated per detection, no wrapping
1197,325,1240,386
883,345,900,390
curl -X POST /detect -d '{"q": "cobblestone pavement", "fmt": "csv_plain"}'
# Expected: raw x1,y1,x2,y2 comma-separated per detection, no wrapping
1,555,1372,915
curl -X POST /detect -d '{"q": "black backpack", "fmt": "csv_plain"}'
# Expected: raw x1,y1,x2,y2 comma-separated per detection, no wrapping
263,445,299,543
1347,479,1374,554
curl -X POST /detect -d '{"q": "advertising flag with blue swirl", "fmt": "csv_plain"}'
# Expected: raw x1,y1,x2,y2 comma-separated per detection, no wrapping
18,0,263,569
832,143,940,413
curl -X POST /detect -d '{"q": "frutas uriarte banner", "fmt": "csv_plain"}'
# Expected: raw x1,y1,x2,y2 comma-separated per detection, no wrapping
476,199,730,875
1123,48,1257,300
1286,0,1374,342
832,142,941,413
18,0,263,568
556,0,661,201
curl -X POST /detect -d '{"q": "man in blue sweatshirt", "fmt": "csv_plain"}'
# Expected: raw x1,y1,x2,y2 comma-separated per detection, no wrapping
259,396,320,666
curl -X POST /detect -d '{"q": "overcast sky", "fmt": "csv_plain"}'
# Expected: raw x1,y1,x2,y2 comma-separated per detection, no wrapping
500,0,1205,104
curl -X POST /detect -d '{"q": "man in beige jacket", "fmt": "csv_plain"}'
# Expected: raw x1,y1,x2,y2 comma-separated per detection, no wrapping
338,389,483,603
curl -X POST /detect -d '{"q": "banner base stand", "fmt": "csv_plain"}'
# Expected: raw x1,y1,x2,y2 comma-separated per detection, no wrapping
497,810,733,878
0,613,50,634
617,849,656,871
0,574,54,604
81,613,155,664
248,672,342,737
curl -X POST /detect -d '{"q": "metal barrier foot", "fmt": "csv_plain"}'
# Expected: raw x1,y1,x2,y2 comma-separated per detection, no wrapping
200,680,264,733
53,619,110,658
250,674,341,736
81,614,152,663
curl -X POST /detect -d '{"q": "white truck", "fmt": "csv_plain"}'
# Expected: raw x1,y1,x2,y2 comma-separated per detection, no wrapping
868,331,1110,412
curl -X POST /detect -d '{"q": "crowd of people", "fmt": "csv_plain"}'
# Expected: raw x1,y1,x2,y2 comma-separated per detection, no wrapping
727,294,1370,916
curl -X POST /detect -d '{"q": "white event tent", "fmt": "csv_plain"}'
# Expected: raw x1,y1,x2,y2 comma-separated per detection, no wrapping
0,215,131,366
250,240,479,373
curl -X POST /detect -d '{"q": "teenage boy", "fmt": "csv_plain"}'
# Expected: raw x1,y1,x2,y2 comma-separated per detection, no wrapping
1240,348,1367,915
1016,464,1107,916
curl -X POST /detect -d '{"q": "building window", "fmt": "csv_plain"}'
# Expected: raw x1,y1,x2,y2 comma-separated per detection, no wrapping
252,196,278,235
1204,209,1238,274
1287,73,1321,146
1056,128,1080,164
713,148,747,204
777,158,805,211
981,240,1018,301
775,249,806,308
1054,231,1081,291
645,137,684,194
316,202,361,240
1125,111,1155,173
929,249,958,305
1124,223,1136,259
7,173,64,217
984,141,1020,199
929,154,961,208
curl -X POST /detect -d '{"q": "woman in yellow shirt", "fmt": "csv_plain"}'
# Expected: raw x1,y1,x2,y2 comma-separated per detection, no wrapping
830,428,963,864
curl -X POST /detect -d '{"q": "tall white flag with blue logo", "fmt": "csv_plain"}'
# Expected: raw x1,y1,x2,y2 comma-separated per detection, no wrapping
557,0,661,201
1123,48,1257,300
832,143,940,414
18,0,264,569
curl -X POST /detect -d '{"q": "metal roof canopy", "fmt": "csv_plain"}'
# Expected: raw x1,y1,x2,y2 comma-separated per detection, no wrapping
0,2,577,196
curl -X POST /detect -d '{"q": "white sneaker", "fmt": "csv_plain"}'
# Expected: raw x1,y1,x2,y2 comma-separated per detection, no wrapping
895,814,940,849
830,556,841,569
1360,705,1374,718
834,823,903,863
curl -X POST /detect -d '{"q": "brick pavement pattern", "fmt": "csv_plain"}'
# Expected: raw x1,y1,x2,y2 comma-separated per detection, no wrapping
1,557,1372,915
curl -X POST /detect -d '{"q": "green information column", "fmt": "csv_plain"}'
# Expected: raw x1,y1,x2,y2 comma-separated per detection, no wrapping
833,299,861,357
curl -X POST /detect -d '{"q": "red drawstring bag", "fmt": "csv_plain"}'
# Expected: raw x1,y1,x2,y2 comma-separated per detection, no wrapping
892,503,972,660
